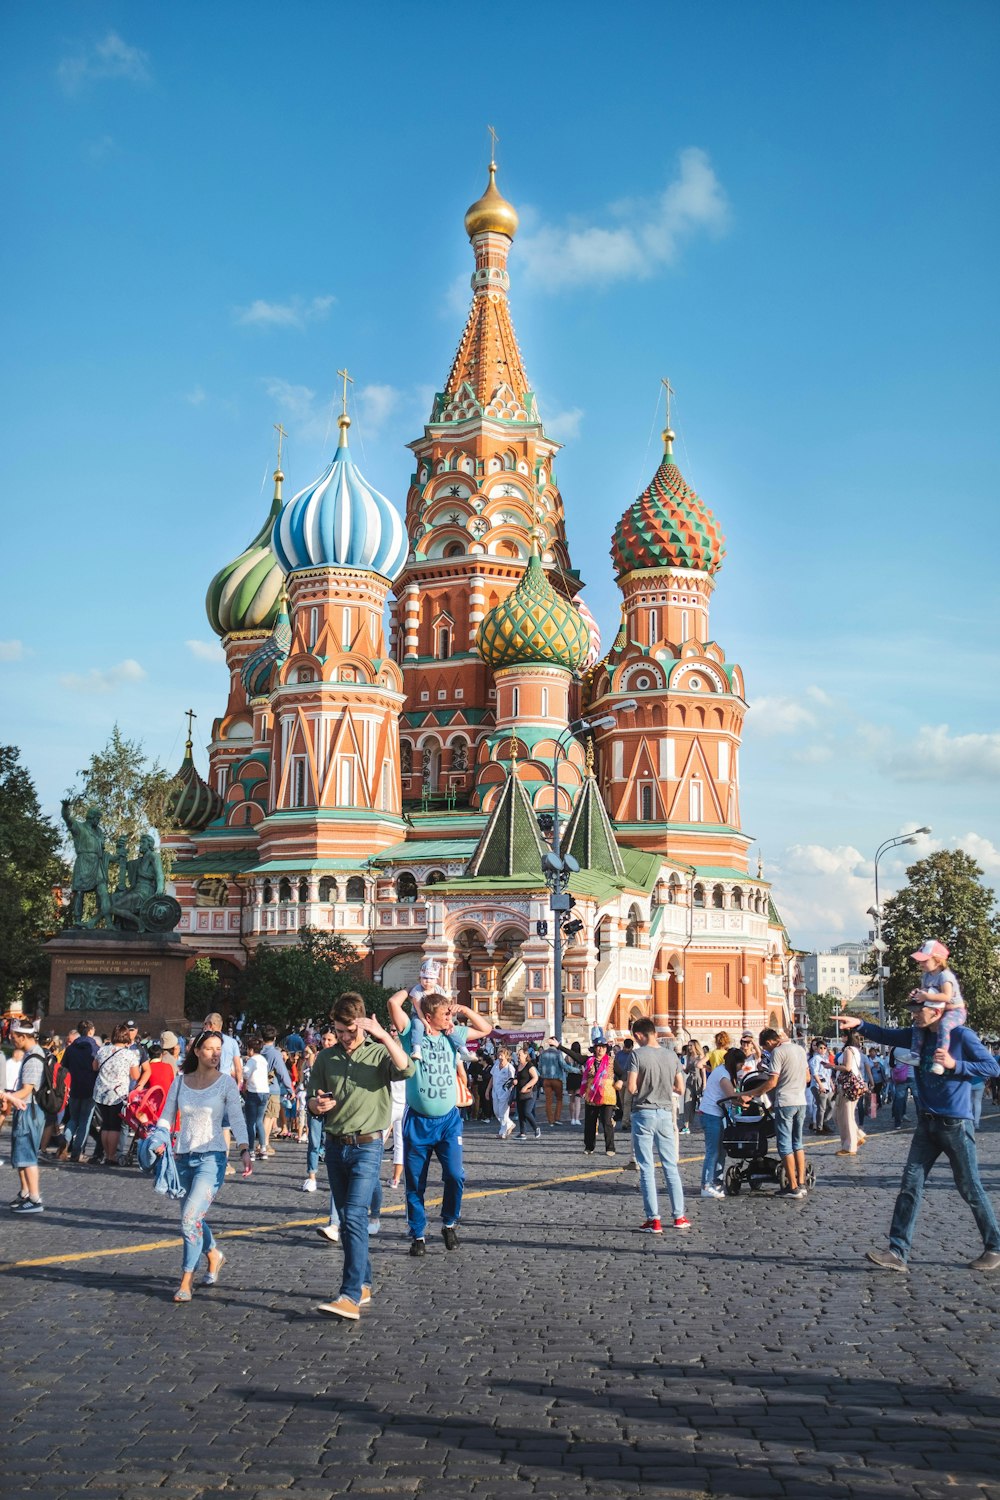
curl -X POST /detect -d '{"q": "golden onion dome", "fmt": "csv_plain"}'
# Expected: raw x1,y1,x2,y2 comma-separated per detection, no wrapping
476,550,590,673
464,162,519,241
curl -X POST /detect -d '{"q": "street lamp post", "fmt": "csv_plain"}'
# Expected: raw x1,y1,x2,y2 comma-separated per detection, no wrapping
871,828,931,1026
542,700,637,1043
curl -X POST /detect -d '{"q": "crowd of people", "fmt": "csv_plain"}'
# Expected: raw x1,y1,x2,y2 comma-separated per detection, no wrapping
3,937,999,1307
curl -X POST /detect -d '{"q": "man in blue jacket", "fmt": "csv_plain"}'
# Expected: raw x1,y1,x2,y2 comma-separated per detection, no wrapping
838,994,1000,1272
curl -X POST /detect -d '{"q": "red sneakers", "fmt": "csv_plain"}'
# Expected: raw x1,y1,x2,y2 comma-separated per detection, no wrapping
674,1216,691,1230
639,1218,663,1233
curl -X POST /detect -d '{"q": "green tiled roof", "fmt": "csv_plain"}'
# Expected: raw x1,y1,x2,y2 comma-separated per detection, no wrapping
171,852,255,878
249,858,370,873
467,773,547,879
691,865,759,881
373,839,478,864
562,775,625,878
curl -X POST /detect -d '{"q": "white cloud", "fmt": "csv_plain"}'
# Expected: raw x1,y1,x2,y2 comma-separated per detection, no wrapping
234,295,335,330
746,695,817,735
184,385,208,406
791,745,833,765
769,842,875,948
356,383,400,436
0,640,26,662
805,685,833,705
517,148,730,291
885,723,1000,782
542,405,584,442
186,639,223,663
57,32,151,94
59,659,146,693
957,832,1000,878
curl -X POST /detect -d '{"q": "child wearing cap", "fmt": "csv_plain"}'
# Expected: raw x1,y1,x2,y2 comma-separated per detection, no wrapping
911,940,965,1075
406,958,443,1061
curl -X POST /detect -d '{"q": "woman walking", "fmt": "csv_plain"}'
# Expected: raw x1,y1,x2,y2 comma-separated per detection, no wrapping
242,1034,270,1161
514,1045,541,1140
681,1042,705,1135
832,1031,866,1156
581,1041,617,1155
92,1023,144,1168
490,1048,516,1139
698,1046,743,1196
152,1029,252,1302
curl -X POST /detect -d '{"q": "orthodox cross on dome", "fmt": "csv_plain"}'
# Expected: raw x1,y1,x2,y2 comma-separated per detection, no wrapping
337,367,354,417
661,376,674,427
185,707,197,751
273,422,287,470
488,123,499,165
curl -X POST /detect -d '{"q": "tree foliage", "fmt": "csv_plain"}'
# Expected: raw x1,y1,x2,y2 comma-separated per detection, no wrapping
805,991,843,1036
66,724,175,879
0,746,66,1011
184,955,221,1022
235,929,392,1032
881,849,1000,1033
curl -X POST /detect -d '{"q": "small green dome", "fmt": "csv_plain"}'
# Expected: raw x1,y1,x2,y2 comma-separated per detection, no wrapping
205,477,285,637
166,741,225,832
476,552,591,672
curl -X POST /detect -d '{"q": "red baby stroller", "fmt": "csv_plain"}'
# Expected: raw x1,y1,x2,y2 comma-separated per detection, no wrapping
122,1084,168,1166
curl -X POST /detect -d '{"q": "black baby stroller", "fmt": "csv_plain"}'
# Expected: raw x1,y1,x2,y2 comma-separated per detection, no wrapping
721,1071,816,1195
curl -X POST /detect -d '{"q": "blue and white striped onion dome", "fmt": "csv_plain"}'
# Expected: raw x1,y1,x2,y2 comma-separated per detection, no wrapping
271,416,407,581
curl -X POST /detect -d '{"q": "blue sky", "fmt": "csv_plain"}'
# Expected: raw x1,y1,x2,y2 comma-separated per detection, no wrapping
3,1,998,949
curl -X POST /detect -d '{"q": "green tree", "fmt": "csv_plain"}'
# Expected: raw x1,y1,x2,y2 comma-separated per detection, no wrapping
805,991,842,1036
66,725,175,881
881,849,1000,1032
0,746,66,1011
184,955,221,1022
236,929,392,1031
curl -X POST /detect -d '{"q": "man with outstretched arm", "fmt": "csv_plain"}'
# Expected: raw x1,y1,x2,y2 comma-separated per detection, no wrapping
387,987,492,1255
838,997,1000,1273
307,993,414,1321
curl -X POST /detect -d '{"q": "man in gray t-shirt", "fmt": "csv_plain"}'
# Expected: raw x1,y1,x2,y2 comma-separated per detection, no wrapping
626,1018,687,1231
743,1029,810,1197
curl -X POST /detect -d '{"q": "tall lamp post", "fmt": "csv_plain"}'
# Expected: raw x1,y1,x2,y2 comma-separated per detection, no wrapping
542,700,637,1043
870,827,931,1025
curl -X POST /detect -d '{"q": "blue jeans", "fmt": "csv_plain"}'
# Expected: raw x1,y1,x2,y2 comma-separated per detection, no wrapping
631,1108,684,1220
66,1096,96,1158
11,1100,45,1169
325,1136,383,1303
889,1113,1000,1262
244,1094,268,1153
403,1107,465,1239
175,1151,227,1274
775,1103,806,1158
306,1111,324,1175
699,1112,725,1189
892,1082,913,1126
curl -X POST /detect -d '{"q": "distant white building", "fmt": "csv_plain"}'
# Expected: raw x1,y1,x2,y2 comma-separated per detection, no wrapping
801,951,851,998
830,940,873,976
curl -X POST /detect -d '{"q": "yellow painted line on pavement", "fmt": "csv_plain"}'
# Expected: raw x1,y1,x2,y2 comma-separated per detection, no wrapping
0,1141,850,1273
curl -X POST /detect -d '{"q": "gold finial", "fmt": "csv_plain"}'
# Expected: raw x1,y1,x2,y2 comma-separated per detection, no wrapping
487,123,499,167
585,737,595,776
184,707,196,753
757,851,764,879
336,366,354,446
661,377,675,454
508,729,519,766
273,421,286,498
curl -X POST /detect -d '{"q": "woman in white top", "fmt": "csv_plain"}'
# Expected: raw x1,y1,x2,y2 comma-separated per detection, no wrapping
831,1032,865,1155
490,1049,516,1139
698,1048,744,1197
155,1029,251,1302
241,1034,271,1160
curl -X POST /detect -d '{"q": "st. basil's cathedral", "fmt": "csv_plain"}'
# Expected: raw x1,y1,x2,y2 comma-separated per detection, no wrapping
164,158,800,1041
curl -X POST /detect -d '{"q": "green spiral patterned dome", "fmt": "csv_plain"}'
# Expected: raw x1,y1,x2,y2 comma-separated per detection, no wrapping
611,434,725,577
476,551,591,672
166,741,225,832
205,479,285,637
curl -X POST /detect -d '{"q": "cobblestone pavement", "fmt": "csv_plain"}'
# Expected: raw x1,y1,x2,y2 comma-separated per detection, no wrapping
2,1108,999,1499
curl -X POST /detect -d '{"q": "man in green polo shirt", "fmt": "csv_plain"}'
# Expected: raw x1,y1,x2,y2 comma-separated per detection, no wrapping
307,992,413,1321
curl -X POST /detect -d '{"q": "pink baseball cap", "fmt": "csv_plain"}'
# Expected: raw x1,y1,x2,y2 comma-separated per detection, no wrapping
911,939,949,964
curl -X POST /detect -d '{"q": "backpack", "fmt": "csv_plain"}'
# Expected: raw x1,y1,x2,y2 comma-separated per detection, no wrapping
36,1052,70,1115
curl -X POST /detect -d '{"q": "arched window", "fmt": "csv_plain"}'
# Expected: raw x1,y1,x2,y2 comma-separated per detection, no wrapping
400,740,413,776
318,877,337,902
648,608,658,645
346,876,365,903
438,626,452,660
262,881,273,905
395,872,418,904
298,878,309,904
625,904,641,948
693,883,705,908
712,884,725,909
425,870,446,886
668,875,681,905
443,541,464,558
640,785,653,821
278,878,293,903
733,887,744,909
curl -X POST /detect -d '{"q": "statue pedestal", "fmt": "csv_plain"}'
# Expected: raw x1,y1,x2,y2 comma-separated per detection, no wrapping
45,930,189,1039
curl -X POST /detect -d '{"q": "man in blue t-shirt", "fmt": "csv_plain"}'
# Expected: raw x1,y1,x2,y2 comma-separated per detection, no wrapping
388,988,492,1255
839,994,1000,1272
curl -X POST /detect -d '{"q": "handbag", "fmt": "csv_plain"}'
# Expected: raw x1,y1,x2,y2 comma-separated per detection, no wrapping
838,1071,866,1103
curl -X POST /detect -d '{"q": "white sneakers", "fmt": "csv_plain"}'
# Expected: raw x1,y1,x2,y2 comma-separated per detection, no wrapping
301,1177,317,1192
316,1221,341,1243
700,1185,725,1199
